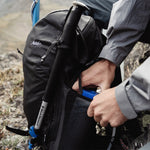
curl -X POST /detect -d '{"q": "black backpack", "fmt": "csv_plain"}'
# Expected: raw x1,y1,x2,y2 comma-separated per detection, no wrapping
23,9,103,128
22,3,124,150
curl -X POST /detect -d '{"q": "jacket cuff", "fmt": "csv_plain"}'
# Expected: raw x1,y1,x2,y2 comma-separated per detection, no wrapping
115,80,137,119
98,45,125,66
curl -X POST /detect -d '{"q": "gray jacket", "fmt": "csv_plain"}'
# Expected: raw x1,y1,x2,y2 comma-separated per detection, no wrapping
100,0,150,119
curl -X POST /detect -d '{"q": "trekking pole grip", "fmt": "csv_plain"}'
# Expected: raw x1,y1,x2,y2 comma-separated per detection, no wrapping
60,1,89,46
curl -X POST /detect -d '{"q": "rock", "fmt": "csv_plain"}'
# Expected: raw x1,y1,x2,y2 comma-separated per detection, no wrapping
124,42,150,79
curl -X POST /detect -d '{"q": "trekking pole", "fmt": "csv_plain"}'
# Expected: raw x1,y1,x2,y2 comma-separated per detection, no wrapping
28,2,89,149
31,0,40,26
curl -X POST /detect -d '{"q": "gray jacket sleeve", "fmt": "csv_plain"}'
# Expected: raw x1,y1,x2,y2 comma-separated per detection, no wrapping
115,57,150,119
99,0,150,66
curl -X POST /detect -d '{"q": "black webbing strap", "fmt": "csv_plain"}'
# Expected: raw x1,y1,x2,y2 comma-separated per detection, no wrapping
6,126,29,136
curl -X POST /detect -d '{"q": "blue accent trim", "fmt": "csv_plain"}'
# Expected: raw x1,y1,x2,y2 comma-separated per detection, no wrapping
28,140,33,150
32,0,40,26
82,89,98,99
29,126,37,138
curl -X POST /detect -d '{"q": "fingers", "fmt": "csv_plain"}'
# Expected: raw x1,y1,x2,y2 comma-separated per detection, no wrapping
87,99,102,122
72,60,116,91
100,119,109,127
87,103,94,117
109,113,128,127
73,79,111,91
72,80,79,90
87,103,109,127
72,79,90,91
95,115,109,127
87,88,128,127
88,102,109,127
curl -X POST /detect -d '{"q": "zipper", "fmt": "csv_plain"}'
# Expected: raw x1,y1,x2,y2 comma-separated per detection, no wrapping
40,41,59,63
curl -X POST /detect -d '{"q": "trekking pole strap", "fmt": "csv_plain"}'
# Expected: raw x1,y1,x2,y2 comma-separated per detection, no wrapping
31,0,40,26
6,126,29,136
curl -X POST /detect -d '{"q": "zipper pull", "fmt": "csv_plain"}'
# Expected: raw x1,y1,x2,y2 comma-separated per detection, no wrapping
41,54,46,62
40,41,59,63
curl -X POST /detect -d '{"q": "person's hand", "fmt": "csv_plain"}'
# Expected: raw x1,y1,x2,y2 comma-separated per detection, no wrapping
87,87,127,127
72,59,116,91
